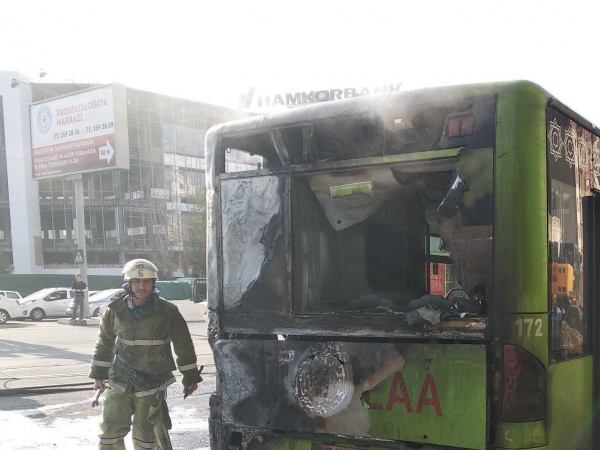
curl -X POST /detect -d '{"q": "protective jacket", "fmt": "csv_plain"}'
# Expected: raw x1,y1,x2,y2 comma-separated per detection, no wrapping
89,292,201,392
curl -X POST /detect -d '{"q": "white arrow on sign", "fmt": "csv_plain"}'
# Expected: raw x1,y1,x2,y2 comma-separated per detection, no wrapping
99,141,115,164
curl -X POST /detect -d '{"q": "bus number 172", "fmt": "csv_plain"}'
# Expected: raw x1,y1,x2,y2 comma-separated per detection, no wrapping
513,318,543,338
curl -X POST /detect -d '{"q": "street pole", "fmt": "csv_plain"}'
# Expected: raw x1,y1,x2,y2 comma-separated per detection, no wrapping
74,178,89,319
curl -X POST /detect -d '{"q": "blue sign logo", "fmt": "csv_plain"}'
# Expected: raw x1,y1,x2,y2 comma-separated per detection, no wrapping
37,105,52,134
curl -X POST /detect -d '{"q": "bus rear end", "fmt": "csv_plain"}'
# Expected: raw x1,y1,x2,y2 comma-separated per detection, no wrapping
205,84,548,450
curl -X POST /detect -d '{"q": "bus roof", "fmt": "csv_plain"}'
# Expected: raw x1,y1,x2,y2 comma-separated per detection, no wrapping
210,81,557,137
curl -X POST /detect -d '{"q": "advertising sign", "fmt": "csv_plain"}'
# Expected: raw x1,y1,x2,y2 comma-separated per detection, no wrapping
30,83,129,180
238,83,402,109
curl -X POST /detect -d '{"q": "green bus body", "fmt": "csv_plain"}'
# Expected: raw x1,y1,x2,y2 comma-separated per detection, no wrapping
205,81,600,450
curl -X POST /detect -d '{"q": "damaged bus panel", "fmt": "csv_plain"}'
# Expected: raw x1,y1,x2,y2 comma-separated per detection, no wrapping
205,82,600,450
212,93,495,334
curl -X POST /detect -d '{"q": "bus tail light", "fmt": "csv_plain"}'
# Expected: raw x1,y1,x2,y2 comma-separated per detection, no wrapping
501,345,547,422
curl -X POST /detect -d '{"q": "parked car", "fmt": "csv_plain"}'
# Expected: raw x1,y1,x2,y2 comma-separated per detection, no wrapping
0,294,22,324
20,288,76,321
0,290,23,300
66,288,124,317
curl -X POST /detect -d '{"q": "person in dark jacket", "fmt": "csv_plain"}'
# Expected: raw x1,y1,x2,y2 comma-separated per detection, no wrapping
71,273,87,321
89,259,203,449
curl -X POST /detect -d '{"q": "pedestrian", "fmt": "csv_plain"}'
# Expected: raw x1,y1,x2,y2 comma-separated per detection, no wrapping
71,273,87,321
89,259,203,449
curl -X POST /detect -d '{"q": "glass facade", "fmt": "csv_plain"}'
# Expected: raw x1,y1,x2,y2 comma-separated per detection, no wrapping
16,85,245,276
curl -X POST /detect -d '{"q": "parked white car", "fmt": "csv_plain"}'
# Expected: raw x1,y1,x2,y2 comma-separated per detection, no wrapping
20,288,76,321
0,294,23,324
0,290,23,300
66,291,102,317
66,288,124,317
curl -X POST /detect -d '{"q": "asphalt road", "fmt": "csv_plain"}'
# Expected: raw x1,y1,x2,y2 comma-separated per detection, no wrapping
0,301,214,449
0,373,215,449
0,300,212,390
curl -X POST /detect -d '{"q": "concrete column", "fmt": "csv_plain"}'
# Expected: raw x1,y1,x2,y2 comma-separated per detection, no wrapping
0,71,43,274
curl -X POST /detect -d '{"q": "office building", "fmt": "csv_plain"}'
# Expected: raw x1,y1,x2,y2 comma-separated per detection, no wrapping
0,71,243,276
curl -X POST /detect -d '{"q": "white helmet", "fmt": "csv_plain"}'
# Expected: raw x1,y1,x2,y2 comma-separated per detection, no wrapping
122,259,159,281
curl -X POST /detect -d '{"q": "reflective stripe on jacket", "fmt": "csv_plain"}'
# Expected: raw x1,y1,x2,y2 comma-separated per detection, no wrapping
89,293,201,389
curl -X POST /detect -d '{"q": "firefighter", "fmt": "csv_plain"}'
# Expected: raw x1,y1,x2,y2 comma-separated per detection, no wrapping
89,259,203,449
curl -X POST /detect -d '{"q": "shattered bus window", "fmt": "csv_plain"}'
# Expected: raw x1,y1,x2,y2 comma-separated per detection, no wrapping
210,94,496,331
224,148,265,173
221,174,286,312
292,147,492,316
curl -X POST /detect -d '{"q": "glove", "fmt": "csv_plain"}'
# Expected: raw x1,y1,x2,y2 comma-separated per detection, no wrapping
183,366,204,399
94,379,106,393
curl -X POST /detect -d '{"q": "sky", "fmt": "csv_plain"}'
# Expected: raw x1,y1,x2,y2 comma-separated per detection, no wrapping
2,0,600,124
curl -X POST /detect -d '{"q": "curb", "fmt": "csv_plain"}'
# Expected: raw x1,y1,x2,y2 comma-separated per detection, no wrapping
56,318,101,326
0,371,216,396
0,381,93,396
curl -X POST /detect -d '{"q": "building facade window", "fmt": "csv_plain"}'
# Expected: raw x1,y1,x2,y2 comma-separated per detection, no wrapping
29,85,245,274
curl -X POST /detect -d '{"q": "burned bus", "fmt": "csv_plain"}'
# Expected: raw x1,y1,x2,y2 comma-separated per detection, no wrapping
204,81,600,450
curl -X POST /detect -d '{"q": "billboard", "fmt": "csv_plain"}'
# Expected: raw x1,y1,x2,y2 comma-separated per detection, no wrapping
30,83,129,180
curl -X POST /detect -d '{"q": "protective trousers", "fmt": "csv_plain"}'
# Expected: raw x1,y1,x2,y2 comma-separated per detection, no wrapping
98,385,172,450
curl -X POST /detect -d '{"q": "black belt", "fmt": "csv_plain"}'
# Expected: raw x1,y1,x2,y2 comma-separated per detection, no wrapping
113,357,161,385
